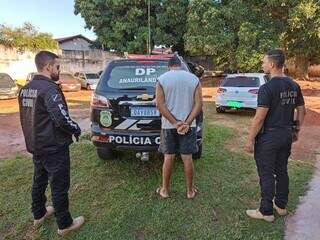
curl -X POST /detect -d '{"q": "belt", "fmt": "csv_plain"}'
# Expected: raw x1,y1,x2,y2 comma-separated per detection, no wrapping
265,127,293,131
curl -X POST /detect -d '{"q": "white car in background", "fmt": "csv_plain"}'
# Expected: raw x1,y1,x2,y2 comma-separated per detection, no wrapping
215,73,268,113
74,72,100,90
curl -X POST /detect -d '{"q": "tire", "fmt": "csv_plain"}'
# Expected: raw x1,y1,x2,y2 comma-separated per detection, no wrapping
216,106,226,113
97,147,115,160
86,84,91,90
193,144,202,160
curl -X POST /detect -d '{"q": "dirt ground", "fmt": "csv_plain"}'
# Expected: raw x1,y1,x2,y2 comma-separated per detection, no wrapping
0,90,92,160
0,79,319,161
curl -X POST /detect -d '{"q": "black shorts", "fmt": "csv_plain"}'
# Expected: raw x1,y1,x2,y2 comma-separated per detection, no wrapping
158,127,198,155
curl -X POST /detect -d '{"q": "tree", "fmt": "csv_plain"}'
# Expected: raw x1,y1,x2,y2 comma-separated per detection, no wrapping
0,22,57,52
153,0,189,54
185,0,320,78
185,0,280,72
74,0,188,54
253,0,320,78
282,1,320,78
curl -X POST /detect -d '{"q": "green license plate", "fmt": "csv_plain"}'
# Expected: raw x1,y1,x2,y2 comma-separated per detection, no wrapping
227,101,242,108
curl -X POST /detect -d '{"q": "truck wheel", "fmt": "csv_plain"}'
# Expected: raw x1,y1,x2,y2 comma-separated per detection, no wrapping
193,145,202,160
86,84,91,90
97,147,115,160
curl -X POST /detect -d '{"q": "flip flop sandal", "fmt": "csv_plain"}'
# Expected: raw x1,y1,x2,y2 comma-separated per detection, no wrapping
187,187,198,199
155,187,169,198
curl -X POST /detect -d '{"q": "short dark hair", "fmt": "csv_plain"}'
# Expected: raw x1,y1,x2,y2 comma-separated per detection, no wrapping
266,49,285,69
168,56,181,67
35,51,59,71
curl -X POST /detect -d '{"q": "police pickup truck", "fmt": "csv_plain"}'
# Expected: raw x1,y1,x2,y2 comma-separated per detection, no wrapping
90,54,203,161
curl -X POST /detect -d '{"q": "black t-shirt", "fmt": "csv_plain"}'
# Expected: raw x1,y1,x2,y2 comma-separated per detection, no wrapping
257,76,305,128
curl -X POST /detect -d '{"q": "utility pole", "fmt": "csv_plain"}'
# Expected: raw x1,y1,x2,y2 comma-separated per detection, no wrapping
148,0,151,55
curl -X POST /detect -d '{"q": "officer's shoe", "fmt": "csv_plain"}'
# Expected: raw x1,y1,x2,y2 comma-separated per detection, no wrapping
246,209,275,222
57,216,85,237
273,200,288,216
34,206,55,226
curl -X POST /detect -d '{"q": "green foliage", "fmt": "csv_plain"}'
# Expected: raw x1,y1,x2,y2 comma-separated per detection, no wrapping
154,0,189,53
283,0,320,63
74,0,188,54
74,0,320,74
185,0,320,73
0,22,57,52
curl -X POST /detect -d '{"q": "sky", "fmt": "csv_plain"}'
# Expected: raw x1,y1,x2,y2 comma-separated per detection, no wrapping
0,0,96,40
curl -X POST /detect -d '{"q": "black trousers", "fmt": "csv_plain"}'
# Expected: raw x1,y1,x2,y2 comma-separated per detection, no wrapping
254,129,292,215
32,147,73,229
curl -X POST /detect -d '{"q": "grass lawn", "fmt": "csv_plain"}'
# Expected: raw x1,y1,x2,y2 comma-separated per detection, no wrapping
0,118,314,239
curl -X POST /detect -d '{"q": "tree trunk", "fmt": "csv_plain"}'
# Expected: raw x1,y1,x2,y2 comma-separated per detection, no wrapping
294,55,309,80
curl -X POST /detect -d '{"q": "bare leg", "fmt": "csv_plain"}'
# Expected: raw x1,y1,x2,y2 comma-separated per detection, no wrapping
181,154,194,198
161,154,175,197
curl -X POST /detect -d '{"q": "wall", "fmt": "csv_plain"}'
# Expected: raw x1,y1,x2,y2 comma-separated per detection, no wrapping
59,49,121,73
58,37,92,51
286,58,320,80
0,45,121,85
0,45,39,84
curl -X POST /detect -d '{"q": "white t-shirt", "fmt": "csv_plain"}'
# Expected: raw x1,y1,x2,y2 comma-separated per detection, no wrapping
158,70,199,129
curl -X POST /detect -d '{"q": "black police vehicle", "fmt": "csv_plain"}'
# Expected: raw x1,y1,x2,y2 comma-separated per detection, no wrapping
90,54,204,160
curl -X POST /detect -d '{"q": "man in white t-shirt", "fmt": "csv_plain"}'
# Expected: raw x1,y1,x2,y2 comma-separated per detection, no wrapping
155,56,203,199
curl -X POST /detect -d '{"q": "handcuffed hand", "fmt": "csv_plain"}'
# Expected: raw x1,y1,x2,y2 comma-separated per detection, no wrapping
177,122,190,135
174,121,184,129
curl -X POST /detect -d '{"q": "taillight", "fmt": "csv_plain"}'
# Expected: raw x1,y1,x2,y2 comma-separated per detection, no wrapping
91,93,110,108
217,88,227,93
248,89,259,94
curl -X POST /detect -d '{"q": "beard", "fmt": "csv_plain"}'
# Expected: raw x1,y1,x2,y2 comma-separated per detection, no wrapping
263,68,270,74
50,72,60,82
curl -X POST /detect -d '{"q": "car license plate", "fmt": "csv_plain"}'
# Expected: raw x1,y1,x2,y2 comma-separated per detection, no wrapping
227,101,242,108
130,107,160,117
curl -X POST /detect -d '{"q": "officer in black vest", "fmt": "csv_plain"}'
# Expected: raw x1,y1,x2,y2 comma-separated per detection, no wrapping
18,51,84,236
245,49,306,222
